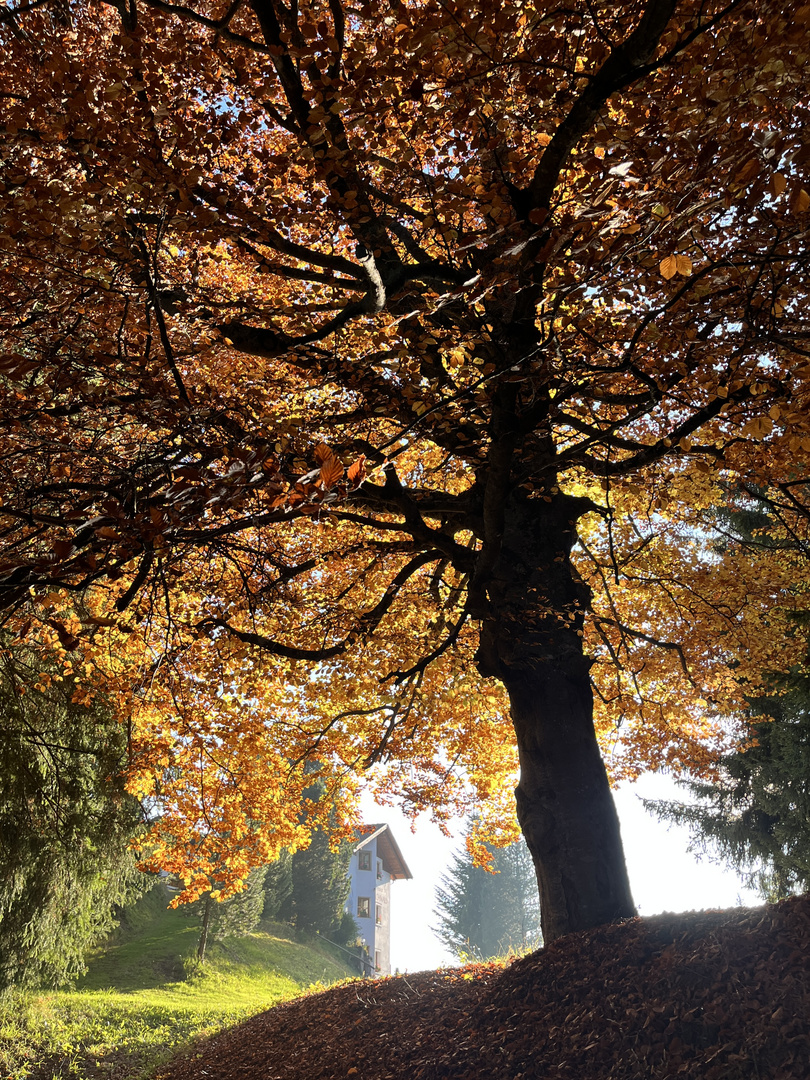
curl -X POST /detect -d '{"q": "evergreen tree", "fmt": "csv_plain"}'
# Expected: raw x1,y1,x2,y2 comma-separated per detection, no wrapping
648,489,810,900
290,823,352,939
262,848,294,923
648,676,810,901
189,866,269,961
0,647,144,988
275,777,353,940
433,828,541,960
261,839,356,944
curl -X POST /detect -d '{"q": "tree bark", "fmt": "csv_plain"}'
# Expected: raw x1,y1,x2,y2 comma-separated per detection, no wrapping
476,491,636,942
197,894,213,962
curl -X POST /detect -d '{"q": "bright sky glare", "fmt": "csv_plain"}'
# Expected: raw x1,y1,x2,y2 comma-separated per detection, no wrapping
362,774,762,974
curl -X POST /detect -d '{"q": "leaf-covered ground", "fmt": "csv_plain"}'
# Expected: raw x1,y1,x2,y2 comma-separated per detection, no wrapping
159,896,810,1080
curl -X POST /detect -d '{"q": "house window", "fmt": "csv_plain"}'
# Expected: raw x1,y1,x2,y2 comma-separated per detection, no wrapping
375,951,381,971
375,905,383,925
357,897,370,919
358,851,372,871
376,858,383,881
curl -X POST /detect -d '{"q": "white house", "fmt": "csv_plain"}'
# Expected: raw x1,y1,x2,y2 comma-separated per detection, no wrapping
345,823,412,976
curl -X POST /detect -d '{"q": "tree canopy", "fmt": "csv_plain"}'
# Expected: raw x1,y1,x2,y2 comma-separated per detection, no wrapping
1,0,810,940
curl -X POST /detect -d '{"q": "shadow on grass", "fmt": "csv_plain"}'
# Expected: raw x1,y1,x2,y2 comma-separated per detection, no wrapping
78,901,198,993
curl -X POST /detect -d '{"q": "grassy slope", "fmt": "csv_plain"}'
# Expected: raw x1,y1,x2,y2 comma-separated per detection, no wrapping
0,891,356,1080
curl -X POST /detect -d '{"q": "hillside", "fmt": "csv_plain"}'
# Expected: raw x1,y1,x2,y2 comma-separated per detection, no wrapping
0,891,356,1080
159,896,810,1080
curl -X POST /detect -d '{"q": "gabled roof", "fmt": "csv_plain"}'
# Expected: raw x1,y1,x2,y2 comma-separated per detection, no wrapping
353,823,413,880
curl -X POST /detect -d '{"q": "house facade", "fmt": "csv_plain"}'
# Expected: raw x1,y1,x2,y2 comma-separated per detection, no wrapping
345,823,412,976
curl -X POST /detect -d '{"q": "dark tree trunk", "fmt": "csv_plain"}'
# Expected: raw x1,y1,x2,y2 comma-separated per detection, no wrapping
476,490,636,942
197,894,213,962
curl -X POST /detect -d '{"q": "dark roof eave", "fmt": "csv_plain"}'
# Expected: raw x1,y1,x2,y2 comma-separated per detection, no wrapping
353,823,413,880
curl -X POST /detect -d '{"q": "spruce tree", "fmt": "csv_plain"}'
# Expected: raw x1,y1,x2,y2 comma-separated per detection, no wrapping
648,675,810,900
289,824,352,939
647,490,810,900
0,647,144,988
262,848,294,923
258,778,353,940
433,827,541,960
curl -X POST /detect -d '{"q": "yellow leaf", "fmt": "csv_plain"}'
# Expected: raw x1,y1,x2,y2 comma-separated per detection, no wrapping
675,255,693,276
659,255,678,280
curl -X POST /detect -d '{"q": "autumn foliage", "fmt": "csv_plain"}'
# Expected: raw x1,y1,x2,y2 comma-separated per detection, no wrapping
1,0,810,931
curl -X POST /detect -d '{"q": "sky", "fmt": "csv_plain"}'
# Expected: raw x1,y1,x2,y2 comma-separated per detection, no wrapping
361,774,762,973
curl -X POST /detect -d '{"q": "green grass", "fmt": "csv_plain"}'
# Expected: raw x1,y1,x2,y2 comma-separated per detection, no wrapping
0,893,357,1080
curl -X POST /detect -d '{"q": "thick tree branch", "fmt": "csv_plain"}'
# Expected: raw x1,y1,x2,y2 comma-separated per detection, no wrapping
137,0,269,51
570,382,756,477
592,614,695,682
198,548,441,659
357,470,476,568
519,0,678,215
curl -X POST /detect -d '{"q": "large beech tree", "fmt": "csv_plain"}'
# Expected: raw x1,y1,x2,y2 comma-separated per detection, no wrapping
1,0,810,939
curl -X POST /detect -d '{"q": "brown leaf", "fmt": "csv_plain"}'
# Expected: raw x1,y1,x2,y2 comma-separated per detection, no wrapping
51,539,75,559
347,456,367,486
789,185,810,215
47,618,80,651
319,455,344,489
771,172,787,197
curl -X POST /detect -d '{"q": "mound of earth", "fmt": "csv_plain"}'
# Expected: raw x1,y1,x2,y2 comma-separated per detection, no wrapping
159,896,810,1079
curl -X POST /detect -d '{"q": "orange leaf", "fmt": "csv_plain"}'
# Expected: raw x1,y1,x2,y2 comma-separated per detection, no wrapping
770,172,787,197
347,456,367,485
659,255,678,280
319,455,344,488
